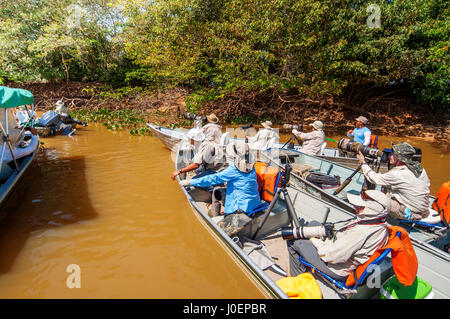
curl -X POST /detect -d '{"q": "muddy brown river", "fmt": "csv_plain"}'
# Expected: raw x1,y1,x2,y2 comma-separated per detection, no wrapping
0,123,447,298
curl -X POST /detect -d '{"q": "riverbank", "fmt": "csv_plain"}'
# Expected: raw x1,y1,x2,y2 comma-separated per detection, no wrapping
8,81,449,149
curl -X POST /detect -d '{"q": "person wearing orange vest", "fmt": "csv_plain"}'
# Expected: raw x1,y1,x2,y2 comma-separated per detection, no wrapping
289,190,390,279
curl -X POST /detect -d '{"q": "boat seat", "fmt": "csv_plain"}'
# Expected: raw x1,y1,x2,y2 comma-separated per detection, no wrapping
397,208,447,232
267,137,277,149
219,132,230,146
319,142,327,155
296,231,402,295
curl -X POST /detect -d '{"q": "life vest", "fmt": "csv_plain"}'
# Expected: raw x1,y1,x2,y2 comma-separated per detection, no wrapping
369,134,378,148
254,162,281,202
345,226,418,287
432,181,450,227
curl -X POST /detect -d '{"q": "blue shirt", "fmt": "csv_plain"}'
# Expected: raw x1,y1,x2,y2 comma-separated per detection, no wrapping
348,126,371,145
190,165,261,214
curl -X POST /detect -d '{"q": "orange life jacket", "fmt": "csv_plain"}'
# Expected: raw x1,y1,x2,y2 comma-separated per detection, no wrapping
369,134,378,148
346,225,418,287
432,181,450,227
254,162,281,202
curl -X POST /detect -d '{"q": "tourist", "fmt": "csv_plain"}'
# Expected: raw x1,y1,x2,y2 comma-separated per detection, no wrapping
246,121,279,151
292,120,326,155
357,142,431,221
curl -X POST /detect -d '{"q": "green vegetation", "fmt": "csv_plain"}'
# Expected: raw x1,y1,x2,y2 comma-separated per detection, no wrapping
1,0,448,110
71,108,152,135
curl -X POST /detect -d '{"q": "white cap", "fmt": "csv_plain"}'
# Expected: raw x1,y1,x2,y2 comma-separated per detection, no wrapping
310,120,324,130
347,190,391,218
185,128,205,142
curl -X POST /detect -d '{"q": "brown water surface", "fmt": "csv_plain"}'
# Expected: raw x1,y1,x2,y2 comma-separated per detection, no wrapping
0,123,267,298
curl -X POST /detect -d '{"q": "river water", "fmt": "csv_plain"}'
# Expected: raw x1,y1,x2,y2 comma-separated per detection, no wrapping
0,123,447,298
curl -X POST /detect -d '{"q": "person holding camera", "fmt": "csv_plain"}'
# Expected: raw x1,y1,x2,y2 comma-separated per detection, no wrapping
179,141,260,214
292,120,326,155
347,116,371,146
246,121,279,151
288,190,390,279
356,142,431,221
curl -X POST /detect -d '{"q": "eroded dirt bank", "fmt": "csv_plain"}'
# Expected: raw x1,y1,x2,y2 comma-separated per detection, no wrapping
9,81,449,148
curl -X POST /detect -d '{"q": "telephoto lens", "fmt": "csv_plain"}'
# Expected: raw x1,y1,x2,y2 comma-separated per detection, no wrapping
281,225,327,240
337,138,383,159
282,124,302,131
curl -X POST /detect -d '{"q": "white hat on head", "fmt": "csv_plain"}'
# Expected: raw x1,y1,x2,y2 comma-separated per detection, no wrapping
347,190,391,218
355,116,368,125
310,120,324,130
55,100,69,116
261,121,272,129
185,128,205,142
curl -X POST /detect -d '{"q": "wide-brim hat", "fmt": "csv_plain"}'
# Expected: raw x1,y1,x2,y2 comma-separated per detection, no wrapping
310,120,324,130
185,128,205,142
206,113,219,124
226,141,256,173
261,121,272,129
355,116,368,125
347,190,390,218
392,142,423,177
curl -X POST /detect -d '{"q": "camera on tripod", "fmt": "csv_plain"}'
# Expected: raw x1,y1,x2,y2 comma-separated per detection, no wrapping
337,138,422,163
282,124,302,131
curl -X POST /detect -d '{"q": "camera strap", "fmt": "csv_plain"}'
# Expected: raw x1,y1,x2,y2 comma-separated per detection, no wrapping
335,217,387,233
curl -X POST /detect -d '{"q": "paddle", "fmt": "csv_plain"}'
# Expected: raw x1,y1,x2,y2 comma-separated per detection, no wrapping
333,163,362,195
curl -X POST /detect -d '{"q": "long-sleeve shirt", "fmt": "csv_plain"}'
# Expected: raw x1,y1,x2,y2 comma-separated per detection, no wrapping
293,129,326,155
247,128,278,150
310,218,388,277
361,164,430,214
202,123,222,144
347,127,371,146
189,165,261,214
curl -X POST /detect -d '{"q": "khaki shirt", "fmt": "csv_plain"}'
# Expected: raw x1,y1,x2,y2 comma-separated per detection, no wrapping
248,128,278,150
362,164,430,214
193,141,224,171
202,123,222,144
295,130,325,155
310,218,388,277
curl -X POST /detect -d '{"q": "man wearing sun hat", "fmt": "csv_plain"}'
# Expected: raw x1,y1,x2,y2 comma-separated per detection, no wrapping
347,115,371,146
357,142,430,221
289,190,390,278
246,120,279,151
292,120,326,155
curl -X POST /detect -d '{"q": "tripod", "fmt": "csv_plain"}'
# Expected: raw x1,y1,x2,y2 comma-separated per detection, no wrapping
252,163,301,240
281,134,303,149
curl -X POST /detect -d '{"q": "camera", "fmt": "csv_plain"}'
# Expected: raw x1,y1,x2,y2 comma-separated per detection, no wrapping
282,124,302,131
338,138,422,163
281,224,334,240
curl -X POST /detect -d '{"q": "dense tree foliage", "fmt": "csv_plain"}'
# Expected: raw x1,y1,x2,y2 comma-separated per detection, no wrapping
1,0,448,109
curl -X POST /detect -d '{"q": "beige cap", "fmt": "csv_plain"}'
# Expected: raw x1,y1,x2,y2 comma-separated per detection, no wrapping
310,120,324,130
186,128,205,142
355,116,368,125
261,121,272,129
347,190,391,218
